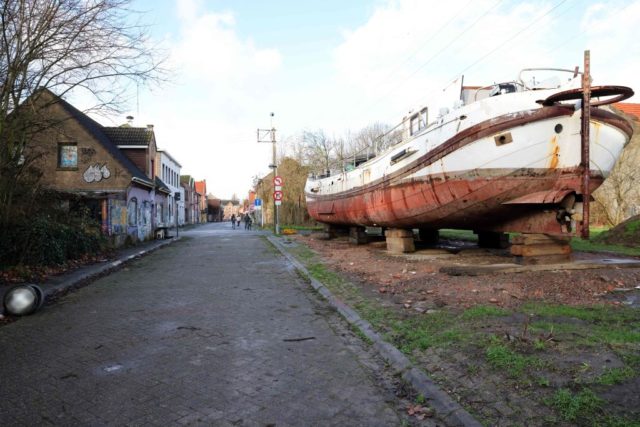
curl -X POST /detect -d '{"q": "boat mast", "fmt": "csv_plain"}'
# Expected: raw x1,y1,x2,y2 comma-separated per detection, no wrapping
581,50,591,239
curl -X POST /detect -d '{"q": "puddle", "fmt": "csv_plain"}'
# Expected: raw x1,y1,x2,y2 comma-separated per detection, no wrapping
103,364,123,373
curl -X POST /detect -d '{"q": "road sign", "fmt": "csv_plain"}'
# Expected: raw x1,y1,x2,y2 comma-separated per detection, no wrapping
275,200,282,206
273,191,283,201
254,198,262,207
274,176,283,186
274,185,282,191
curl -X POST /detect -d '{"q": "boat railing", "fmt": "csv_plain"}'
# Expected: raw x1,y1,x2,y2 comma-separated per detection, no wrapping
517,67,582,90
473,81,525,102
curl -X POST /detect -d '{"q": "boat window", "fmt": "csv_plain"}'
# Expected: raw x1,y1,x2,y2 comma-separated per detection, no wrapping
410,108,428,136
490,83,517,97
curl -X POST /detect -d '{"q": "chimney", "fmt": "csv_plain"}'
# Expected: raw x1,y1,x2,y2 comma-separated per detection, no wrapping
147,124,154,131
126,115,134,125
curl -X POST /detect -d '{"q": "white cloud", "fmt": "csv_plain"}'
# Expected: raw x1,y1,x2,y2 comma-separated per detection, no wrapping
119,2,284,199
329,0,639,129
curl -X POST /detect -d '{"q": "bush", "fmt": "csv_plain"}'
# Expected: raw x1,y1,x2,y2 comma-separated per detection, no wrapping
0,214,105,267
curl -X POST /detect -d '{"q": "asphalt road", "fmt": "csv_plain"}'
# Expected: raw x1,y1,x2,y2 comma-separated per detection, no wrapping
0,222,402,426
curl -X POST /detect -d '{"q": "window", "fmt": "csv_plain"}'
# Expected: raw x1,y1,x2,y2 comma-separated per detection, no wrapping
410,108,428,136
58,143,78,168
128,198,138,226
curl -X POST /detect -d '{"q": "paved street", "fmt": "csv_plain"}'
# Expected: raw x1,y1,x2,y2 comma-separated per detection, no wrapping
0,223,402,426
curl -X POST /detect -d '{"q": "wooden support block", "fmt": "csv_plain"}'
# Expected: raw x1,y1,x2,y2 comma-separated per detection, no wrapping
349,227,369,245
322,223,349,239
512,234,571,245
385,228,414,238
511,243,571,257
386,237,415,253
385,228,416,253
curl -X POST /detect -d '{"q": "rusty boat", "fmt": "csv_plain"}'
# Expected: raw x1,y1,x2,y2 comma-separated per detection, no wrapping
305,66,634,240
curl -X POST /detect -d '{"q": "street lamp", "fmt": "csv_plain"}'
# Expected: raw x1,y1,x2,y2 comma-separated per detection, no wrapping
3,284,45,316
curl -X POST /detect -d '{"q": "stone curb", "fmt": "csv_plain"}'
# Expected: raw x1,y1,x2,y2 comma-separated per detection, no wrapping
0,237,180,317
268,236,481,427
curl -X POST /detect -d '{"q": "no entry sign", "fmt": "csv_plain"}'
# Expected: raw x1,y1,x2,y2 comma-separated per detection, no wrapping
273,190,283,201
273,176,283,186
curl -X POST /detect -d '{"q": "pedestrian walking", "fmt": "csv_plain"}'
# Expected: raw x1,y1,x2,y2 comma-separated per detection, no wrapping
244,214,251,230
237,215,241,228
230,214,236,229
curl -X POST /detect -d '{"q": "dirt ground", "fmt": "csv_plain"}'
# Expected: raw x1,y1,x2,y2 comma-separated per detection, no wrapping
293,234,640,310
289,233,640,426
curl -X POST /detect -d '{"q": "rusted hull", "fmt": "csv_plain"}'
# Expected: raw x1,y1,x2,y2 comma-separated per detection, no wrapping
307,167,601,235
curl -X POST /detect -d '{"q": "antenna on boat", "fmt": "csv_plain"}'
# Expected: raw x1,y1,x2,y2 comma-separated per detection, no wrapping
580,50,591,240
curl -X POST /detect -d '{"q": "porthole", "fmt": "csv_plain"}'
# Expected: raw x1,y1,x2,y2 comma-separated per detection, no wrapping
554,124,563,134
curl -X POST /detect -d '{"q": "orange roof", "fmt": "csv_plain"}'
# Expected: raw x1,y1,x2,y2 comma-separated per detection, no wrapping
194,180,206,195
615,103,640,121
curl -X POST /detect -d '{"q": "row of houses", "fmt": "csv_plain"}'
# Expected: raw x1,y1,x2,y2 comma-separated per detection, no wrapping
26,89,213,246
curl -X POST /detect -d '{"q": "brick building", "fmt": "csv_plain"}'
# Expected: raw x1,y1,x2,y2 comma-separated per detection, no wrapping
25,89,171,245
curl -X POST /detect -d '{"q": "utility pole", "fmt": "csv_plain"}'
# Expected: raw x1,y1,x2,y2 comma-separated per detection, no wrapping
258,113,279,234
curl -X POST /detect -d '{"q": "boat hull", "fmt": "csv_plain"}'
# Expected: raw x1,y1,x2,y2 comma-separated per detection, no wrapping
307,167,601,235
305,105,632,236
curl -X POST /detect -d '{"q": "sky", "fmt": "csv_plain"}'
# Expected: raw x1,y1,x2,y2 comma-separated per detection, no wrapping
85,0,640,200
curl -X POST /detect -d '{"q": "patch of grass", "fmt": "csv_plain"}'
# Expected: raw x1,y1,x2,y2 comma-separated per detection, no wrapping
350,324,373,345
546,388,603,422
570,238,640,256
307,263,344,287
289,244,317,263
599,415,640,427
439,229,477,242
533,339,546,351
485,338,544,377
281,224,324,231
536,376,550,387
390,313,466,353
462,305,509,320
624,219,640,235
595,366,635,385
521,303,637,323
415,394,426,404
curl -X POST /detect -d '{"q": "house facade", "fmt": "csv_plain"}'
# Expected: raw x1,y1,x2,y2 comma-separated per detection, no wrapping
180,175,200,224
156,150,184,226
195,180,207,222
26,89,170,245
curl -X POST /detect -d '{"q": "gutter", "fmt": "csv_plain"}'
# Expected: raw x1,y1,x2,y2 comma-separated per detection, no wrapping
131,177,155,189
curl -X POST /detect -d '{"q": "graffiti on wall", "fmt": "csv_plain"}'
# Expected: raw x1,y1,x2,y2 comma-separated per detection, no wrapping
83,164,111,183
137,201,152,240
109,199,127,235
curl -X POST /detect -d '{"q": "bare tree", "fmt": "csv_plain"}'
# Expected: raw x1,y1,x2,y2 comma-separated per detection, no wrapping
0,0,166,261
301,129,335,174
592,110,640,226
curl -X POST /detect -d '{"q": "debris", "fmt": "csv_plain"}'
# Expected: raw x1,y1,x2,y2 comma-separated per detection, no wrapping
177,326,201,331
489,298,499,303
407,404,434,419
283,336,316,342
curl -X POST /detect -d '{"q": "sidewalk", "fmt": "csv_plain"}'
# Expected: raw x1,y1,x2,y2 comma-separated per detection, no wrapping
1,237,179,316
